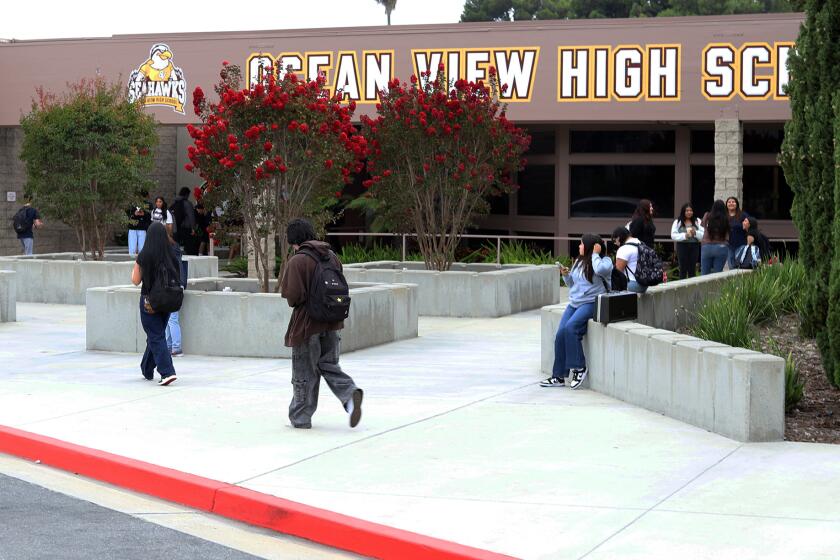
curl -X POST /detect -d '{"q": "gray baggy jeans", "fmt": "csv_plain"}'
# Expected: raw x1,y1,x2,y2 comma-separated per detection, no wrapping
289,330,357,427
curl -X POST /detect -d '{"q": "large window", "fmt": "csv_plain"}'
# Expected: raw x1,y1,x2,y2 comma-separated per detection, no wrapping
570,130,675,153
690,165,715,217
690,130,714,154
743,166,793,220
517,165,554,216
744,126,784,153
570,165,674,218
526,129,555,155
489,192,510,215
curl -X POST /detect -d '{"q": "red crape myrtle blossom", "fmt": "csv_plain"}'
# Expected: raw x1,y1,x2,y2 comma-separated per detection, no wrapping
361,64,529,271
186,63,367,291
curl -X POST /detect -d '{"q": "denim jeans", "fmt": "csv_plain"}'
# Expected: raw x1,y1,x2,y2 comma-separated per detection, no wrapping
627,280,647,294
290,330,358,427
128,229,146,255
19,237,33,255
166,311,181,353
139,296,175,379
551,302,595,378
701,243,729,275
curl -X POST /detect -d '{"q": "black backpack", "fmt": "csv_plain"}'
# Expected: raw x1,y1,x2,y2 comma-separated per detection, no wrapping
147,260,184,314
626,242,664,287
298,248,351,323
12,207,32,234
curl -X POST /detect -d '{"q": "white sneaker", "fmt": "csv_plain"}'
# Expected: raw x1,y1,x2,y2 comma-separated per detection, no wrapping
539,376,565,387
569,368,588,390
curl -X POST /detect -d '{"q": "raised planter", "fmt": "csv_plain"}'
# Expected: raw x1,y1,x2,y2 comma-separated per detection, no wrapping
0,253,218,305
540,300,785,442
86,277,418,358
0,270,15,322
343,261,561,317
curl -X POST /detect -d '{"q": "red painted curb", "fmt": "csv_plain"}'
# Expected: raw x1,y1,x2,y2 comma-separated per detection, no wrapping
0,425,519,560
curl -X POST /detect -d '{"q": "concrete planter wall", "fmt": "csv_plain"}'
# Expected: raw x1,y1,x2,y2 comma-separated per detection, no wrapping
0,253,218,304
86,278,418,358
343,261,561,317
541,303,784,442
0,270,15,322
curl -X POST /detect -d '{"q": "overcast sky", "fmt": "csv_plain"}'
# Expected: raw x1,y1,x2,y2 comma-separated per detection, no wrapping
0,0,466,40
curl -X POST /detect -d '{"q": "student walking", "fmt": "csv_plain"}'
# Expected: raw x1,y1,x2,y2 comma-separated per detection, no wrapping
131,222,180,386
127,192,151,256
279,218,363,429
12,195,43,255
541,234,613,390
726,196,750,269
701,199,730,275
627,198,656,248
671,203,704,279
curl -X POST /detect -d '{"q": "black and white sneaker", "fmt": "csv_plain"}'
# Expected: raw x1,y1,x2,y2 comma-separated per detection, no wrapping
569,368,588,390
346,388,363,428
158,374,177,386
539,376,565,387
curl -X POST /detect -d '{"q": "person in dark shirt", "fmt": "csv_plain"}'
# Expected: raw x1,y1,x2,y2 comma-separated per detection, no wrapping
726,196,750,269
194,203,212,256
171,187,196,252
14,195,43,255
131,222,180,386
628,198,656,248
127,191,151,256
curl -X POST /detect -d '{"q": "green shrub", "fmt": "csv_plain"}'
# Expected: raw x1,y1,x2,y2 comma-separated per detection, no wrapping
767,338,805,413
222,256,248,277
475,240,573,267
338,242,402,263
691,291,757,349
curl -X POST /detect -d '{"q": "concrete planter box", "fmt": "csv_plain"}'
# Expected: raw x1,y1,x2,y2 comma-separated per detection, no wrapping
541,303,784,442
86,277,418,358
343,261,561,317
0,270,15,322
0,253,218,305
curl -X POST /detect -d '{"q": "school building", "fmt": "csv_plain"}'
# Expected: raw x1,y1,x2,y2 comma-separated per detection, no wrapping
0,13,802,255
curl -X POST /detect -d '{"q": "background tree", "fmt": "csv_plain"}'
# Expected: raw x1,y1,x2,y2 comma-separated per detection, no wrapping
460,0,797,20
361,67,529,271
19,77,157,260
780,0,840,387
375,0,398,24
187,63,367,292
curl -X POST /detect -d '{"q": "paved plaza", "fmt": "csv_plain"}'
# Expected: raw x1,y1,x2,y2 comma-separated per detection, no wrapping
1,301,840,559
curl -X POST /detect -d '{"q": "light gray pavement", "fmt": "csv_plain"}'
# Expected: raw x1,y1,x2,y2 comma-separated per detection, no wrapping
1,302,839,559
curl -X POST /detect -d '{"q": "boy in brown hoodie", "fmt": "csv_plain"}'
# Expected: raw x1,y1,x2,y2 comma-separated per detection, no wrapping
279,218,363,429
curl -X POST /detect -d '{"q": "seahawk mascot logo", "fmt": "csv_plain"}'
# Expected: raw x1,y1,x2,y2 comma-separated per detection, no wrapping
128,43,187,114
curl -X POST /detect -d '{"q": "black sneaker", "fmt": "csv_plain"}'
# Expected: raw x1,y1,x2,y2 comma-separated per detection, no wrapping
158,374,177,386
347,389,363,428
569,368,588,390
539,376,565,387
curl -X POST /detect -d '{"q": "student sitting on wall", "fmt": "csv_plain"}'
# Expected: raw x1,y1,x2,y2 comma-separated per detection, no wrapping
735,216,771,269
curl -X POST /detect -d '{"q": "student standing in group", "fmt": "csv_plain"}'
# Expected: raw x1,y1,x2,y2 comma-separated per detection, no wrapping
671,203,705,279
126,191,151,256
726,196,750,269
279,218,363,429
150,196,174,235
735,216,771,269
131,222,179,386
614,220,648,293
701,199,730,275
12,195,43,256
627,198,656,248
541,234,613,390
172,187,197,254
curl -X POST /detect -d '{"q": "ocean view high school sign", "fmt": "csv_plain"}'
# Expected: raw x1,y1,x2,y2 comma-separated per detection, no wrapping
246,41,793,104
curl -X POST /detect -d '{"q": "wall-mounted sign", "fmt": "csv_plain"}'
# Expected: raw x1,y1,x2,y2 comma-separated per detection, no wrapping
128,43,188,114
6,192,16,202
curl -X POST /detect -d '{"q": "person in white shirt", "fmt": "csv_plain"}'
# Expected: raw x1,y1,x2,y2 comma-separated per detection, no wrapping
151,196,175,236
613,222,647,294
670,203,705,279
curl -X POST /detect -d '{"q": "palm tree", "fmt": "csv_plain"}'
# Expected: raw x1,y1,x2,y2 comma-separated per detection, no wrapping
375,0,397,25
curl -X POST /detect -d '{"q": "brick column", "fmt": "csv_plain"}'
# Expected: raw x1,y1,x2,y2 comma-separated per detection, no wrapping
714,118,743,202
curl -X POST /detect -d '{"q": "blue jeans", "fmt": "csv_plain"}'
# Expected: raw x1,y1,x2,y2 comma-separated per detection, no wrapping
701,243,729,275
139,296,175,378
19,237,33,255
627,281,647,294
128,229,146,255
552,302,595,378
166,311,181,353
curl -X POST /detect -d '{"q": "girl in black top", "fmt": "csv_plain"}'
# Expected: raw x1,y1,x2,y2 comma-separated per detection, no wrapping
629,198,656,248
726,196,750,268
132,222,179,385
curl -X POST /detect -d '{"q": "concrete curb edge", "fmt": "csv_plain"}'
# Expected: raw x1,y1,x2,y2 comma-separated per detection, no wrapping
0,425,518,560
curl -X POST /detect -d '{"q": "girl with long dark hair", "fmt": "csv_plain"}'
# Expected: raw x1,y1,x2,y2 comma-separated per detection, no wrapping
671,203,705,279
628,198,656,248
701,199,729,275
726,196,750,269
541,234,613,390
131,222,180,385
150,196,174,235
735,216,771,268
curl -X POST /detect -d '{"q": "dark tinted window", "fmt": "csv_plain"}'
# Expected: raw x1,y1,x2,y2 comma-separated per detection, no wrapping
570,131,675,153
744,127,784,153
517,165,554,216
690,165,715,217
691,130,714,153
489,192,509,215
743,166,793,220
526,129,555,155
569,165,674,218
514,232,554,253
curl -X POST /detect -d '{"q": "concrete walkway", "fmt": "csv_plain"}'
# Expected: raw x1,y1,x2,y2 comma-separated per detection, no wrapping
1,303,839,559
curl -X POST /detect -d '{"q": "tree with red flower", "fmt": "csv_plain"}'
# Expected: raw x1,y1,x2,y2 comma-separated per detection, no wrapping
187,63,367,291
361,67,529,271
